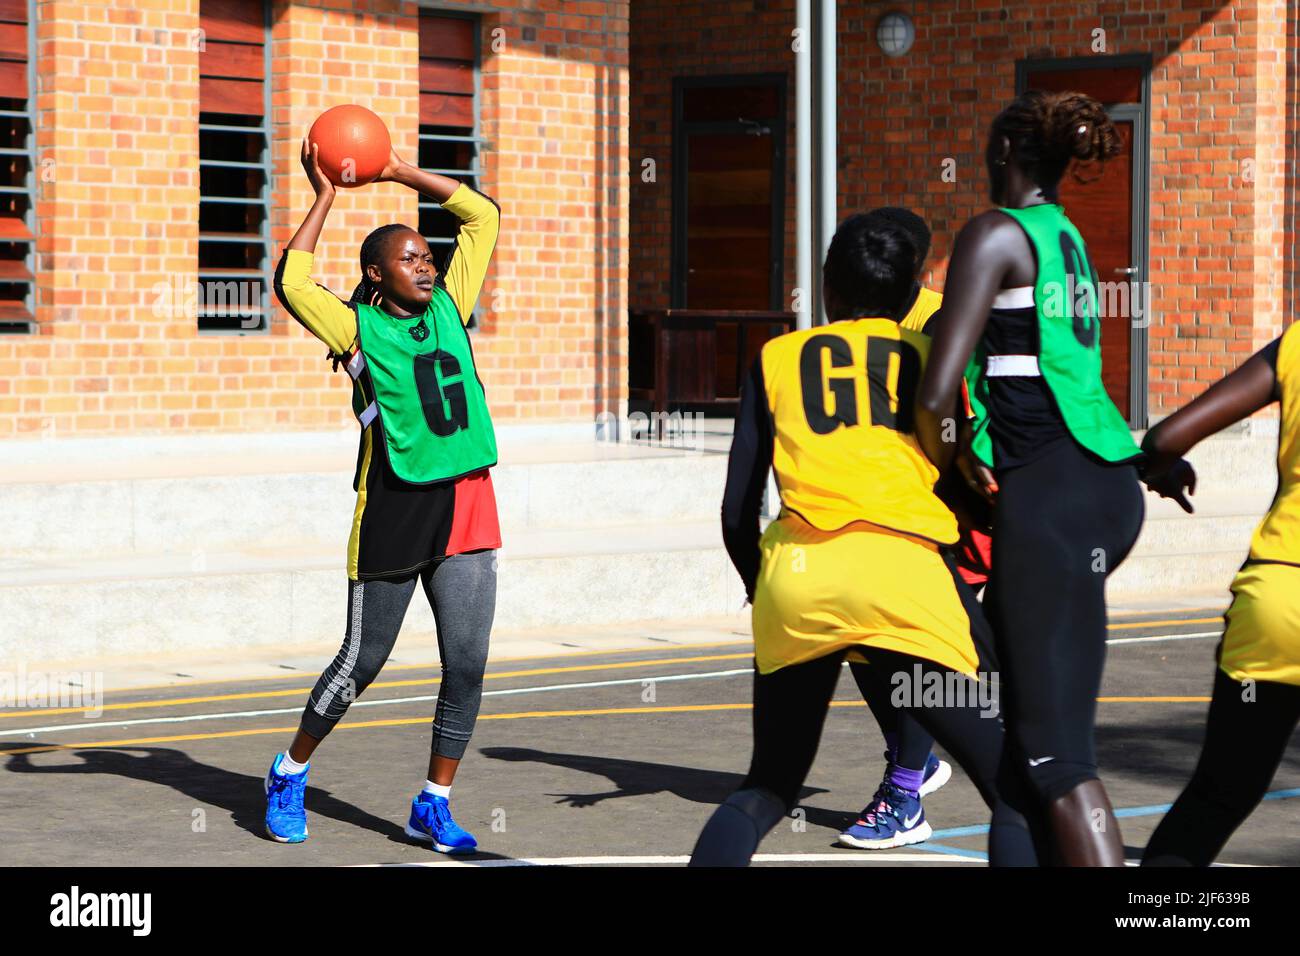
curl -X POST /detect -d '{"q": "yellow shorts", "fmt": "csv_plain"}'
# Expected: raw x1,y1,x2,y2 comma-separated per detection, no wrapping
1220,560,1300,687
751,514,980,677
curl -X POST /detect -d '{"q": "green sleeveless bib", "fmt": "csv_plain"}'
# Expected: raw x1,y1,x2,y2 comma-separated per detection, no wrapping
965,204,1141,468
355,286,497,484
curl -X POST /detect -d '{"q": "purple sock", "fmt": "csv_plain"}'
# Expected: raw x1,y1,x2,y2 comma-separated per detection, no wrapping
889,763,925,795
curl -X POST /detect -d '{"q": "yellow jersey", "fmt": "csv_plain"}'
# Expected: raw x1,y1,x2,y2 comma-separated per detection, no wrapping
900,285,942,334
759,316,958,545
1249,322,1300,565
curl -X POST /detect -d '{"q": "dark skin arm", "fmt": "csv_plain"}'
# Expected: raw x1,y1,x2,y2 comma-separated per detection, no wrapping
1141,338,1282,514
381,159,460,203
287,139,336,254
916,210,1036,493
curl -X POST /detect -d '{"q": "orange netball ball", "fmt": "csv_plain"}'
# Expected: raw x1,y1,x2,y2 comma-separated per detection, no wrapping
308,105,392,188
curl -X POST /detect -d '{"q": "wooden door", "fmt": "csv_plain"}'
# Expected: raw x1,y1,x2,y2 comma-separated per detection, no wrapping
1057,119,1134,419
672,77,785,311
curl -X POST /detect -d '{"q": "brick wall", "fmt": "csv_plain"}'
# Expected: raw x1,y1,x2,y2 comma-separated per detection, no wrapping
629,0,1295,418
2,0,629,441
5,0,1293,441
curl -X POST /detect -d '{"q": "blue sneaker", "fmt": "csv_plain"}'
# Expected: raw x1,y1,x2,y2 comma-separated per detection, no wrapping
264,753,309,844
838,782,932,849
919,753,952,797
405,793,478,855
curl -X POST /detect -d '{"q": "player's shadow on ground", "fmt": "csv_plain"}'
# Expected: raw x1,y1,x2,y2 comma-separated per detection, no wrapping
1092,719,1299,862
1,744,407,844
1099,719,1300,780
480,746,857,832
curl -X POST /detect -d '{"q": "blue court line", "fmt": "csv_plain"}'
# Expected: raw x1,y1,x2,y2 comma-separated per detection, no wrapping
928,822,993,839
912,841,988,861
927,787,1300,843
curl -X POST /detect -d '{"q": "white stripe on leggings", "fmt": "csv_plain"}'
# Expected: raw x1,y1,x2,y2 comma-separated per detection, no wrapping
313,580,365,717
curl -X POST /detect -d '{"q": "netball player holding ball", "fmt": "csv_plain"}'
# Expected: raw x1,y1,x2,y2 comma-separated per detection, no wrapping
264,107,502,855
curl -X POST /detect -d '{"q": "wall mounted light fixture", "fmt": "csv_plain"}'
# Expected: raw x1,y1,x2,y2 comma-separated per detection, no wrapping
876,11,915,58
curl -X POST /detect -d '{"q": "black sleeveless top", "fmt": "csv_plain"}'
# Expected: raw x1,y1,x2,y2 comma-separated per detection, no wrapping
982,299,1070,469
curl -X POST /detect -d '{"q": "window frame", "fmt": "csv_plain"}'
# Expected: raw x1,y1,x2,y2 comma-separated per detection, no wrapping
0,0,38,335
417,7,486,329
196,0,273,336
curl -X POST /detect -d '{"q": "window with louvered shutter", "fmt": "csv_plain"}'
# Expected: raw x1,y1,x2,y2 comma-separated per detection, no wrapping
198,0,271,334
419,11,484,330
0,0,35,334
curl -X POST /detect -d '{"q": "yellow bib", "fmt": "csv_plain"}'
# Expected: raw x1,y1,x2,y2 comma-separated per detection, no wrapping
760,317,958,545
900,285,942,334
1250,323,1300,565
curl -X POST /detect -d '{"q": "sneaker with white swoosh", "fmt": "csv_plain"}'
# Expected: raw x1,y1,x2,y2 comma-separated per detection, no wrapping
837,782,932,850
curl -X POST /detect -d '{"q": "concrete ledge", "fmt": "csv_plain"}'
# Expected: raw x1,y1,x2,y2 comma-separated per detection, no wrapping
1,445,728,559
0,521,744,662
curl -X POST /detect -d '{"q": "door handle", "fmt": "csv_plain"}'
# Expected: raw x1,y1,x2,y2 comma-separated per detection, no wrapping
1114,267,1138,275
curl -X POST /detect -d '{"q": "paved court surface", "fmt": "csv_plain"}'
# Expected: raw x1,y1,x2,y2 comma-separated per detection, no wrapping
2,605,1296,867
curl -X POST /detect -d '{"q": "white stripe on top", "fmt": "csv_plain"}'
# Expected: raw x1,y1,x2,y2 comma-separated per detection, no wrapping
991,285,1035,310
986,354,1041,377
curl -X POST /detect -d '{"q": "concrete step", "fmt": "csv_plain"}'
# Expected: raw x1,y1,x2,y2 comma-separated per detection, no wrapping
2,487,1268,661
2,424,1281,661
1133,490,1271,555
1107,548,1243,604
1167,424,1280,494
1104,489,1269,602
0,519,745,662
0,437,727,560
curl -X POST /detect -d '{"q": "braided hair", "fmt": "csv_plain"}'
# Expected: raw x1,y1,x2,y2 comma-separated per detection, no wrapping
991,90,1121,188
348,223,418,308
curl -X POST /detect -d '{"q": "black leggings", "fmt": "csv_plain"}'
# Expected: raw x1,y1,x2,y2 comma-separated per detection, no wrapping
1142,667,1300,866
690,647,1042,866
987,439,1144,802
852,662,934,769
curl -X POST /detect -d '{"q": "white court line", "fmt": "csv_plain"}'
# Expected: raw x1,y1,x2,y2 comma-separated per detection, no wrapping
1106,630,1220,646
0,669,753,738
360,852,984,867
1,630,1223,739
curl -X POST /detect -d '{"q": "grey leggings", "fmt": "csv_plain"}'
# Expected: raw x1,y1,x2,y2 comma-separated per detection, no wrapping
300,549,497,759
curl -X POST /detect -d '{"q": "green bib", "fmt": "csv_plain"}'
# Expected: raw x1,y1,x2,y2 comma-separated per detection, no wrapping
965,204,1141,468
355,287,497,484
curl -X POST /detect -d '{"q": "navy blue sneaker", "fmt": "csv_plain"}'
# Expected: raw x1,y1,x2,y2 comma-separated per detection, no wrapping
919,753,952,797
405,793,478,855
264,753,309,844
838,782,931,849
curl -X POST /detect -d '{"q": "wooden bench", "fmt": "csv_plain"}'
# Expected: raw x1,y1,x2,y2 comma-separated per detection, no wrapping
628,308,796,419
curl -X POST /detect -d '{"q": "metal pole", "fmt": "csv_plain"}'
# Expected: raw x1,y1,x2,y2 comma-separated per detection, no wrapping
817,0,836,326
795,0,813,330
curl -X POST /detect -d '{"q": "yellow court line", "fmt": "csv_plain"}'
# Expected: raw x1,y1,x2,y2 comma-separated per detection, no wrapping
1107,617,1222,631
0,704,754,756
1098,696,1211,703
0,695,1211,757
2,614,1227,719
0,653,756,720
3,606,1225,704
0,638,758,703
